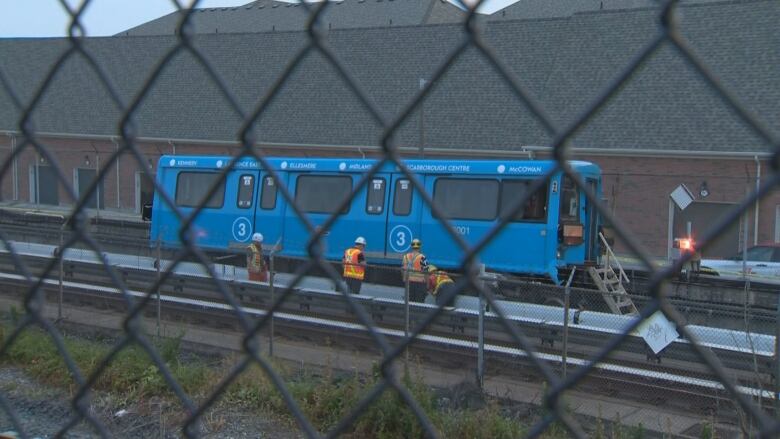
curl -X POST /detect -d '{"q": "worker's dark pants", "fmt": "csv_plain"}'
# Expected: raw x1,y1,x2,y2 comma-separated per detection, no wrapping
344,277,362,295
435,282,458,307
408,282,427,303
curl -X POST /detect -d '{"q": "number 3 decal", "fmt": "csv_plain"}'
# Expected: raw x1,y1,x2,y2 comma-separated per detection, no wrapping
232,217,252,242
389,225,412,253
396,231,406,247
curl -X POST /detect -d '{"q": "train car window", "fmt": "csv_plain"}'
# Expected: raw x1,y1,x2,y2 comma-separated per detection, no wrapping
295,175,351,214
237,174,255,209
500,179,548,221
433,178,498,221
260,176,277,210
175,172,225,208
393,179,413,216
366,178,386,215
560,175,579,221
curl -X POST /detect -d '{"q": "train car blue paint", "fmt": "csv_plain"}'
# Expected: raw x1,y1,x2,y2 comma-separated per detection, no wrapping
150,156,603,282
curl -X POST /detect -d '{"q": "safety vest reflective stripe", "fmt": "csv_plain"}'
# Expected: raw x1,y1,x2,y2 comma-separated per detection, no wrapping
343,248,365,280
433,272,454,295
403,252,425,282
247,244,265,272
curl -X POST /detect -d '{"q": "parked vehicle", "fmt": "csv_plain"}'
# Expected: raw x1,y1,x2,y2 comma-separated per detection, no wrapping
700,244,780,280
149,156,604,283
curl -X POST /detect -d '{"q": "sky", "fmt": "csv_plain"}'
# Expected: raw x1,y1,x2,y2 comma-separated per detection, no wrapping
0,0,250,38
0,0,511,38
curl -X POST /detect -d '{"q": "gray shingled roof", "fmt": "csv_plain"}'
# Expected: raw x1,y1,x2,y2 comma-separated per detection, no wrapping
0,0,777,153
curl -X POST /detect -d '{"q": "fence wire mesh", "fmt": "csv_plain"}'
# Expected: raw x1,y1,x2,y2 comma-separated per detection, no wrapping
0,0,779,437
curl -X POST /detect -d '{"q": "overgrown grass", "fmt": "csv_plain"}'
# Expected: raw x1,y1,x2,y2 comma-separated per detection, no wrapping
222,360,531,438
0,321,554,438
0,323,211,400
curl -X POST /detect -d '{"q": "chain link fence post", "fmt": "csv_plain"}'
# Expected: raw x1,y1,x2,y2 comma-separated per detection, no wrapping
477,264,485,389
269,240,280,358
775,291,780,418
404,271,410,365
156,237,161,339
57,222,64,321
562,268,576,379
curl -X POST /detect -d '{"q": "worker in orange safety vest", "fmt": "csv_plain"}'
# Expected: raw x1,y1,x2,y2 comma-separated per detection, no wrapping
402,238,428,302
246,233,268,282
343,236,367,294
427,265,457,308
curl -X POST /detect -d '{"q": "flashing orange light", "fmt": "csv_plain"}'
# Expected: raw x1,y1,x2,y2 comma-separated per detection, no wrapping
676,238,694,251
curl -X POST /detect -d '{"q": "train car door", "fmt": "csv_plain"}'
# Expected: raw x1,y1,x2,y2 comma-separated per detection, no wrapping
282,170,391,262
252,172,288,252
584,178,599,262
484,177,552,276
385,175,423,261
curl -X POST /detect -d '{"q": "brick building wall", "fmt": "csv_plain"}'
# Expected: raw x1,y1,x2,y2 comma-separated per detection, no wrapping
584,155,777,258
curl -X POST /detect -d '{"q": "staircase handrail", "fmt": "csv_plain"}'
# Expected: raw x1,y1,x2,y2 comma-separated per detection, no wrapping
599,232,630,285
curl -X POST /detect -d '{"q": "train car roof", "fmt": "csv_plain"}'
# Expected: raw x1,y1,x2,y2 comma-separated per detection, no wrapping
158,155,601,176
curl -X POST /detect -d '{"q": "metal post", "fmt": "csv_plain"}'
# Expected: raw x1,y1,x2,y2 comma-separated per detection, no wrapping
774,291,779,417
741,200,749,279
477,264,486,389
269,252,275,357
418,78,426,158
686,221,693,281
58,225,64,320
562,268,576,379
10,134,18,201
35,155,40,204
405,273,410,364
667,199,674,263
269,238,281,357
95,152,101,218
156,238,161,338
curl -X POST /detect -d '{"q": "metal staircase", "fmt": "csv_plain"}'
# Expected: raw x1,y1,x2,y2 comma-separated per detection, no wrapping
587,232,638,316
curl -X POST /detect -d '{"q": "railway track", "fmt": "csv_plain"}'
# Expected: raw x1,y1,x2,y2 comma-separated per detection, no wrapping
1,206,778,313
0,242,775,418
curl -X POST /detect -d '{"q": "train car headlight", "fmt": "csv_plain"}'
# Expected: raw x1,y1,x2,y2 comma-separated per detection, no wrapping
561,223,584,246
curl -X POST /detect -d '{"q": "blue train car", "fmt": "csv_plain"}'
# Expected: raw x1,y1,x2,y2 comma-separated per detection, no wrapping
149,156,603,282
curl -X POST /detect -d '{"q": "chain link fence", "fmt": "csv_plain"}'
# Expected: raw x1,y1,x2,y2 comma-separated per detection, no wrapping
1,0,779,437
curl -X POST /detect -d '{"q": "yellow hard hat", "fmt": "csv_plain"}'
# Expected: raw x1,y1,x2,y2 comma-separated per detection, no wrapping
427,265,437,273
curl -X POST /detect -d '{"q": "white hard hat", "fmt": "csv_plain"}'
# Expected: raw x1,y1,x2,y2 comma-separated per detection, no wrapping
252,233,264,243
355,236,366,245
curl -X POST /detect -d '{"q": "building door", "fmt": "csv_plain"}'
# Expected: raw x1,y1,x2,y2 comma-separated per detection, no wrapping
76,168,103,209
136,171,155,214
31,165,59,205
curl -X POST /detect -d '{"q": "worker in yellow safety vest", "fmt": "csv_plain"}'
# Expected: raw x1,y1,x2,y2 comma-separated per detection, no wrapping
343,236,367,294
402,238,428,302
246,233,268,282
427,265,457,308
